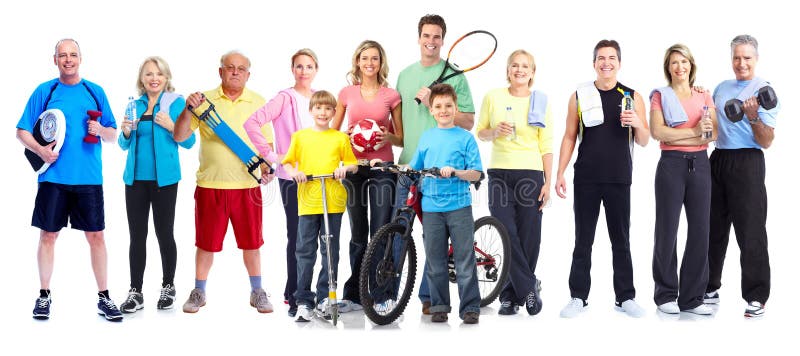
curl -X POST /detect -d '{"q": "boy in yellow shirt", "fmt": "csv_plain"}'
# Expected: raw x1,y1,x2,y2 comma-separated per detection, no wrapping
282,91,358,321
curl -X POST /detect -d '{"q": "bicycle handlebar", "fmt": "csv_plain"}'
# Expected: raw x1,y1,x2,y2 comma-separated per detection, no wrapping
305,174,335,180
370,162,441,177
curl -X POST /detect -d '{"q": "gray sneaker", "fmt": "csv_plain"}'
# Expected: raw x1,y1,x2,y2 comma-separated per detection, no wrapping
250,288,274,313
182,288,206,313
120,288,144,313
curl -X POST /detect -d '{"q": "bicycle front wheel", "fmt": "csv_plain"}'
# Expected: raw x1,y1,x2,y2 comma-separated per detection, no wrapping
474,216,510,307
359,222,417,325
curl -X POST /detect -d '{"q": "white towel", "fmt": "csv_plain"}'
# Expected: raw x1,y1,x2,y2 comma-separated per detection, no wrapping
577,82,603,127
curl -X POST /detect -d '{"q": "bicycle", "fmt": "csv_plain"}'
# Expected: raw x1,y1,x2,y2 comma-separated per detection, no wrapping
358,163,510,325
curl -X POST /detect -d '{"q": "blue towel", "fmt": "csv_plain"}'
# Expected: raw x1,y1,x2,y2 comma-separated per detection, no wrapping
737,77,768,101
527,90,547,128
650,87,687,127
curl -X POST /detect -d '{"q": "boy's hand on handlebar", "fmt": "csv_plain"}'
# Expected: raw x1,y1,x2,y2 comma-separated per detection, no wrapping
334,166,350,180
439,166,455,178
291,170,307,183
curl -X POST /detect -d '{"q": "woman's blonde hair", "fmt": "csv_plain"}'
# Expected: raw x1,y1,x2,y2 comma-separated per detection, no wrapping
347,40,389,86
506,49,535,88
137,56,175,95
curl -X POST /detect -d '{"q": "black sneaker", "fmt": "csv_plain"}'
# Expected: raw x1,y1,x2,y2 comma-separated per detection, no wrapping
431,311,448,323
120,288,144,313
704,290,720,304
157,284,176,310
525,279,543,315
288,304,298,317
33,295,52,320
98,295,123,322
498,300,518,315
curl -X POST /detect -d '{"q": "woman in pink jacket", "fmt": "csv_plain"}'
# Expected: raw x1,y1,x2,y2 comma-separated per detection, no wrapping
244,48,319,318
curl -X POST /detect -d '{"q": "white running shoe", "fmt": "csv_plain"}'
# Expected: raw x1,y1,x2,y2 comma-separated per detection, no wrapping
685,304,713,315
615,299,645,318
295,305,313,322
337,299,363,313
657,301,680,314
559,298,587,318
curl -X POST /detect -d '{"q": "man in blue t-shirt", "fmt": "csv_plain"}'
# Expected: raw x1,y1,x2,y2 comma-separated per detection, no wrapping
16,39,121,322
704,35,779,318
409,84,483,324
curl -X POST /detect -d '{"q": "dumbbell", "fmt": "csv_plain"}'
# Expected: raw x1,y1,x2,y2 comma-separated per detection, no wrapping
724,86,778,122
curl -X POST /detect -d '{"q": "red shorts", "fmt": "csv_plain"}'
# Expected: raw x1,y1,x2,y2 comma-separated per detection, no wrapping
194,186,263,252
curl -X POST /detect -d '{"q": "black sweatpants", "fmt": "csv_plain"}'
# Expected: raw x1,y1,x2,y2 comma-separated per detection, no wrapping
488,169,543,304
707,148,770,304
569,183,635,303
125,181,178,290
279,178,299,306
652,150,710,310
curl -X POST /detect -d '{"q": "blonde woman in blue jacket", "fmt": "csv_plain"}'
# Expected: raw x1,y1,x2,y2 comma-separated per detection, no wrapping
117,56,196,313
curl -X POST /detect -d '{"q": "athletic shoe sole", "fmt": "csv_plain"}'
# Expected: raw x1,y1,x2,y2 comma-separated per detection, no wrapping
98,311,123,322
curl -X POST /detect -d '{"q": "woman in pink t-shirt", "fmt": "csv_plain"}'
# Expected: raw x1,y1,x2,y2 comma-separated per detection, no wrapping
331,40,403,312
243,48,319,317
649,44,717,316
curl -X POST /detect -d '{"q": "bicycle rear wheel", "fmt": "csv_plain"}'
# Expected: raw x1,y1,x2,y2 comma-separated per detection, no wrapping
359,222,417,325
474,216,510,307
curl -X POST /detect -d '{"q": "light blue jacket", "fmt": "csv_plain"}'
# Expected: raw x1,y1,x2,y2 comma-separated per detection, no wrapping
118,92,195,187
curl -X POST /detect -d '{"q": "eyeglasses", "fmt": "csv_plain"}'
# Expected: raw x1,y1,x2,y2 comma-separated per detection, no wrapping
222,65,249,73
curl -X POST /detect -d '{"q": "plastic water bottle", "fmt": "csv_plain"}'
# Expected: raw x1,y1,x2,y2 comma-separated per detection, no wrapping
701,105,712,139
126,96,138,131
504,106,516,141
621,91,633,127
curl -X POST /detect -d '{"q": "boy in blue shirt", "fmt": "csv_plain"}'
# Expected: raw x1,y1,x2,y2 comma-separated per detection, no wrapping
409,84,483,324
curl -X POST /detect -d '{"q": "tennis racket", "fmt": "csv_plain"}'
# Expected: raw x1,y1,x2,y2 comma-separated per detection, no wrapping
415,30,497,104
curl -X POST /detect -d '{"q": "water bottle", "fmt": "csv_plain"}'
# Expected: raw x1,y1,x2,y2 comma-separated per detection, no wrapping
504,106,516,141
701,105,712,139
620,91,633,127
126,96,138,131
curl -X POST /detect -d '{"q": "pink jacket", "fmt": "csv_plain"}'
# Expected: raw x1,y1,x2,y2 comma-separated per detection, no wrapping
244,89,307,180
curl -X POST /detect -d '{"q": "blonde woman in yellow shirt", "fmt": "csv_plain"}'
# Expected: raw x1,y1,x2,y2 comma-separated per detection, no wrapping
476,49,553,316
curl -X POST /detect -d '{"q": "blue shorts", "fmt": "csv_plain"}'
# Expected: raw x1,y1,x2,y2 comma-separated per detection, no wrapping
32,182,105,232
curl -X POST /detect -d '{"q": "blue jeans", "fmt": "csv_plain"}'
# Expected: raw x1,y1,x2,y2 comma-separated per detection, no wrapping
422,206,480,319
393,174,430,303
294,213,342,308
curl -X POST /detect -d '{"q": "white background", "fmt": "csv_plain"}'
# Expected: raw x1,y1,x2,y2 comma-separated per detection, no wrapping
2,0,796,355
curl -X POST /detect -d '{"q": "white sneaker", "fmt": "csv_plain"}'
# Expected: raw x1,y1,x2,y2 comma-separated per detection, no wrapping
744,301,765,318
337,299,363,313
374,299,396,314
615,299,645,318
316,298,332,320
657,301,680,314
685,304,713,315
295,305,313,322
559,298,587,318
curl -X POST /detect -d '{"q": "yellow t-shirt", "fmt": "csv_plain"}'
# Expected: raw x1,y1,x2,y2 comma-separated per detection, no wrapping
281,128,357,215
476,88,553,170
191,86,273,189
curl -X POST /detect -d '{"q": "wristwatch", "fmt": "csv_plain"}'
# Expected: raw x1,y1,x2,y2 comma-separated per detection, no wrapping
748,114,759,124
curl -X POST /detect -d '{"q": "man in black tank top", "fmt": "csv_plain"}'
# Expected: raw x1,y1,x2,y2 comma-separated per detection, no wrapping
554,40,650,318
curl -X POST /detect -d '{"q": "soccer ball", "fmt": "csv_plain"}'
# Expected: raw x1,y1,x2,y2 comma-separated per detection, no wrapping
350,119,383,153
